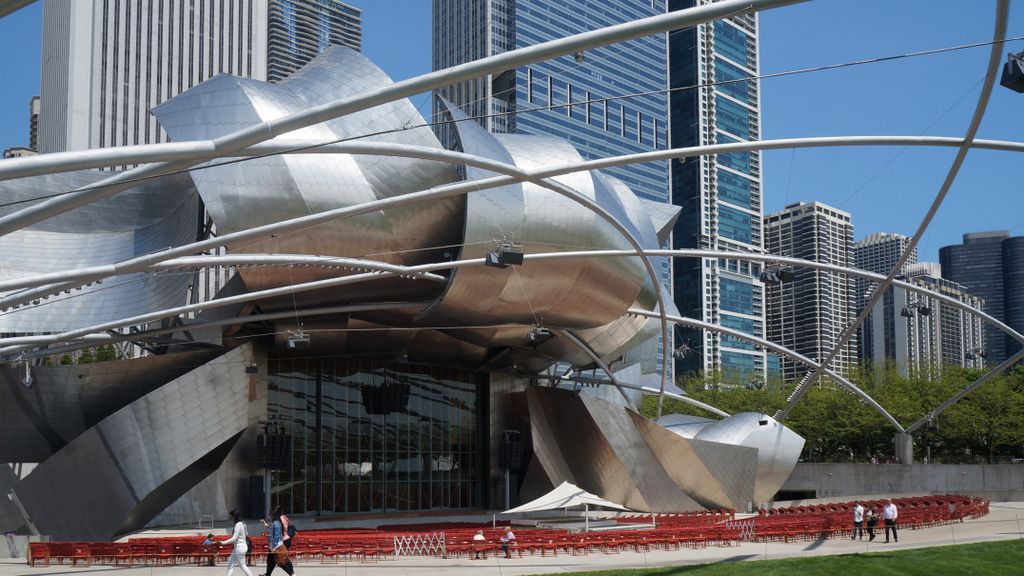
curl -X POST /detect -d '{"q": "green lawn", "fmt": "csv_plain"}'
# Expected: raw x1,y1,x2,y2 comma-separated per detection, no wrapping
545,539,1024,576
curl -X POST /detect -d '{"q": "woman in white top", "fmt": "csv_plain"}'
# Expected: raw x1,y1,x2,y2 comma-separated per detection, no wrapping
221,510,254,576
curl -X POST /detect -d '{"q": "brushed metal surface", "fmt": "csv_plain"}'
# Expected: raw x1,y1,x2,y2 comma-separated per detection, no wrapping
524,386,767,512
694,412,805,504
152,48,461,308
0,171,198,333
0,350,222,462
12,344,253,541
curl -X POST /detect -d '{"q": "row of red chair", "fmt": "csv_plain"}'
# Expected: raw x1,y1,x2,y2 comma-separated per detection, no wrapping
27,495,987,566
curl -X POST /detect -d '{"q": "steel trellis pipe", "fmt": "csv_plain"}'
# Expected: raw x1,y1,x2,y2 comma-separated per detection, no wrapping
0,0,806,238
4,136,1024,183
627,309,903,431
0,145,676,417
4,247,1021,432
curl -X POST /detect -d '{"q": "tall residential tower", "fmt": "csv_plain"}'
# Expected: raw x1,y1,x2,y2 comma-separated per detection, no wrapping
764,202,857,381
669,0,767,379
267,0,362,82
854,232,918,364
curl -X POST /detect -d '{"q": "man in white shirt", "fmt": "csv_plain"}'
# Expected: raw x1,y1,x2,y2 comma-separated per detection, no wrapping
883,499,899,543
472,530,487,560
852,502,865,540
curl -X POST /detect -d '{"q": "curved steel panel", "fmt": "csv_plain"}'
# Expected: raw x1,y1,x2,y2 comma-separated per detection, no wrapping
151,50,462,306
0,171,198,333
694,412,805,504
11,344,253,541
525,386,758,511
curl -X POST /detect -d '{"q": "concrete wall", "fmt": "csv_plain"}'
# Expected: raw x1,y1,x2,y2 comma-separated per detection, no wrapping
781,463,1024,502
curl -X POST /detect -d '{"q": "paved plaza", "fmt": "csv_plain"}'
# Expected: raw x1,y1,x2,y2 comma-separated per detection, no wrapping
3,503,1023,576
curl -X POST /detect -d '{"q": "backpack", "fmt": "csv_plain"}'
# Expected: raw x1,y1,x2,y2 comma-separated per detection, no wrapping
287,524,297,538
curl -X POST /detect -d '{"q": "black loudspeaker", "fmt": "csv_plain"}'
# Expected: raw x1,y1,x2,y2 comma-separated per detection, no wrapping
499,430,524,470
1001,54,1024,93
248,475,265,519
256,433,292,469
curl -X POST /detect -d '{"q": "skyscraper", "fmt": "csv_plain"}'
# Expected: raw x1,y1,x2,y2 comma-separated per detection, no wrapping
668,1,766,379
940,231,1024,364
432,1,668,204
40,0,270,153
432,0,671,372
267,0,362,82
764,202,857,381
865,267,986,377
854,232,918,363
29,96,40,151
39,0,361,153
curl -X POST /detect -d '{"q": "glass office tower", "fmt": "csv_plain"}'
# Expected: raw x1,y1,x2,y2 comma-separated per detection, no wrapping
669,0,767,381
940,231,1024,365
433,1,667,203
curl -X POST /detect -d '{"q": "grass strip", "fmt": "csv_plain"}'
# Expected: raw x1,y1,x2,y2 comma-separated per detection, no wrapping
545,538,1024,576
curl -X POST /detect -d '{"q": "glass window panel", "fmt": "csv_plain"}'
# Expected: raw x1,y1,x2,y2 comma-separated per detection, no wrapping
715,95,751,140
714,20,751,68
718,205,754,244
717,168,753,208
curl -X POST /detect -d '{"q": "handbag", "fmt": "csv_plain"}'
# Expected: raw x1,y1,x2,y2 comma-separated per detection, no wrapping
274,546,289,564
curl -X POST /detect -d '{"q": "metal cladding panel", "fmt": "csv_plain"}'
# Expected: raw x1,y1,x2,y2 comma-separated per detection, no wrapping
152,51,461,305
425,100,661,357
0,350,222,463
0,172,198,333
655,413,716,439
581,394,705,512
525,386,650,511
525,387,771,512
13,344,253,541
631,410,757,510
283,48,459,201
695,412,805,504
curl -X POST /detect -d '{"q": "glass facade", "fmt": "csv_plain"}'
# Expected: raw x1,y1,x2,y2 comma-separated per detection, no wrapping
719,205,755,244
267,356,486,515
720,313,756,351
720,277,755,315
716,168,753,209
670,1,765,378
267,0,363,83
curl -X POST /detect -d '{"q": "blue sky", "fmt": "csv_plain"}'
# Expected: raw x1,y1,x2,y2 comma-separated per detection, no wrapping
1,0,1022,262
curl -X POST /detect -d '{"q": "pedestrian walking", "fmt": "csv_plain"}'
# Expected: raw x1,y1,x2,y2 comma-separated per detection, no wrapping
220,510,254,576
260,510,296,576
883,499,899,543
851,502,864,540
865,508,878,541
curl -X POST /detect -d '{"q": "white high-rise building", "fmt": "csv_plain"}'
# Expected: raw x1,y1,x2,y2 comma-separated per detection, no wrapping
40,0,270,153
764,202,857,381
854,232,918,364
39,0,361,154
867,267,986,377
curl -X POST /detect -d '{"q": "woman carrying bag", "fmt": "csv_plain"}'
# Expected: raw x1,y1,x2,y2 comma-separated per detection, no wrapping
260,510,296,576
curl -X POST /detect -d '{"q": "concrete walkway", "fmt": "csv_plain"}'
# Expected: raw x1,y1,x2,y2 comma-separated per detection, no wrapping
6,503,1024,576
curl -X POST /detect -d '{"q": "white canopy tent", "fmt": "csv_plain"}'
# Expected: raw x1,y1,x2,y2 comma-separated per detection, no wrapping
499,481,636,532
